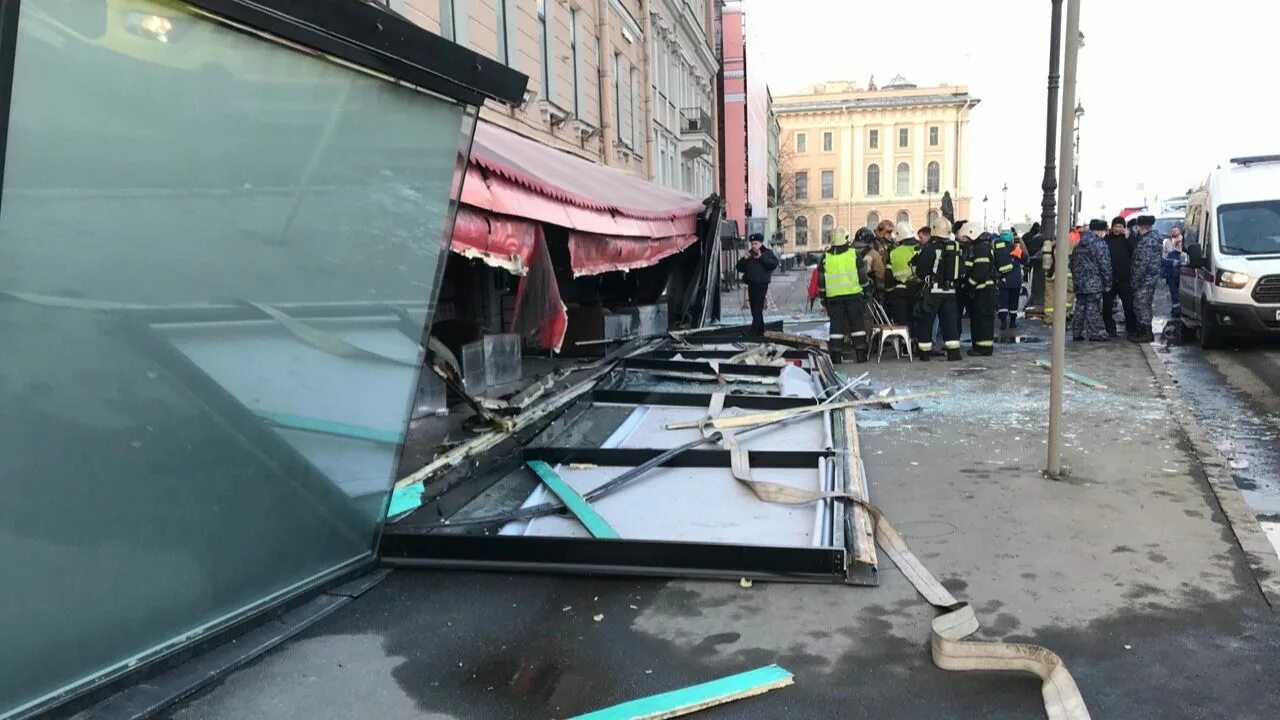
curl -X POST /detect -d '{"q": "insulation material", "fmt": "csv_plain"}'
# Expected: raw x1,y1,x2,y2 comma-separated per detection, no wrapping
568,231,698,276
510,225,568,352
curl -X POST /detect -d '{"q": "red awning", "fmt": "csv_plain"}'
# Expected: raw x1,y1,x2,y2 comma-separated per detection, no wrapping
452,121,704,275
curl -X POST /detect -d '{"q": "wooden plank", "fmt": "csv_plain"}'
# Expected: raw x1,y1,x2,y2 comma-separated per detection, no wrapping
568,665,794,720
526,461,621,539
839,406,877,568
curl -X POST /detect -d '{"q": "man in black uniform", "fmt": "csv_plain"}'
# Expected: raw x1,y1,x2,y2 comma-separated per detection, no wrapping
736,232,778,335
913,217,963,361
1102,216,1137,338
965,231,998,355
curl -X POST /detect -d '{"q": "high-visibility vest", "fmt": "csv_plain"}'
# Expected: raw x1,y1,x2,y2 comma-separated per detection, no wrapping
823,250,864,298
889,244,919,283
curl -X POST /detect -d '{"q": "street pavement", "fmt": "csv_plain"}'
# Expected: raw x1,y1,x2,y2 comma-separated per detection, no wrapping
159,277,1280,720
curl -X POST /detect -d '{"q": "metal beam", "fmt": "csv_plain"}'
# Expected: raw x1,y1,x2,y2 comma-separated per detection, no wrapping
591,390,814,410
525,447,831,469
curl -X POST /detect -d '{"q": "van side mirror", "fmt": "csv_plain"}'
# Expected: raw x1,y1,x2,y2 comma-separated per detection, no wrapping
1185,242,1203,265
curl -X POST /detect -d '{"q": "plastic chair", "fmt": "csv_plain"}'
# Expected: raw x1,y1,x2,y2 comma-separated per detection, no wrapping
868,297,913,362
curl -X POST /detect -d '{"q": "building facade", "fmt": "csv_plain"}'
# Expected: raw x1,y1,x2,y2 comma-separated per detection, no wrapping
766,88,781,244
773,78,979,254
389,0,717,196
718,1,769,239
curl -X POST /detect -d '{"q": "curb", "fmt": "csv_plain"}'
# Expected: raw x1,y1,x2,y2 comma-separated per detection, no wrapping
1140,342,1280,610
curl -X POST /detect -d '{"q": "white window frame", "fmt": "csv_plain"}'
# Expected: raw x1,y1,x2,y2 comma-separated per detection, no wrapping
796,133,807,153
821,170,834,199
822,131,833,153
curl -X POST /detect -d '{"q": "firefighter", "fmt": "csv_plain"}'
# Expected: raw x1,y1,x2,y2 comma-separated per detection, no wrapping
913,217,963,361
884,222,922,327
819,227,869,363
965,231,998,355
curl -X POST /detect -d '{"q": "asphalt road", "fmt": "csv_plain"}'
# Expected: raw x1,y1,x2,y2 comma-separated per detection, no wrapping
1160,335,1280,555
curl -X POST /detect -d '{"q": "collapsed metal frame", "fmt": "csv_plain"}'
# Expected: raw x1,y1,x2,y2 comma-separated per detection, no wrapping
381,324,879,584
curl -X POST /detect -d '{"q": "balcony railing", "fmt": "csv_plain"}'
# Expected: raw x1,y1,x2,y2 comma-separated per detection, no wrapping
681,107,713,136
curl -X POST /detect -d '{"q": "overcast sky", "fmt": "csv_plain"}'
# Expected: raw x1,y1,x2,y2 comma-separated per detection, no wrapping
748,0,1280,225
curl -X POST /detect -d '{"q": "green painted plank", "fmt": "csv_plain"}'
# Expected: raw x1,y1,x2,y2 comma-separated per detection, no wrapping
386,483,422,518
568,665,794,720
1033,359,1108,390
256,411,404,445
526,461,621,539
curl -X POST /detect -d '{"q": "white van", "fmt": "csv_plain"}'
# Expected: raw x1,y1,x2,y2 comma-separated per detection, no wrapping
1179,155,1280,347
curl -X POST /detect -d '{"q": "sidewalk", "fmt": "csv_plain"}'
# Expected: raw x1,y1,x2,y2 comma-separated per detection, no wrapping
164,329,1280,719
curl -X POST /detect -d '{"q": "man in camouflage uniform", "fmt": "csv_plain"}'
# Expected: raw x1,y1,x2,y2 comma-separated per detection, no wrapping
1069,219,1113,342
1129,215,1162,343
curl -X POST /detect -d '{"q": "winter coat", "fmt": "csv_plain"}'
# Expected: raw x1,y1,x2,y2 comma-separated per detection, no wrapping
1131,229,1163,288
1104,230,1136,285
807,266,820,301
736,246,778,285
1068,232,1112,294
999,243,1024,289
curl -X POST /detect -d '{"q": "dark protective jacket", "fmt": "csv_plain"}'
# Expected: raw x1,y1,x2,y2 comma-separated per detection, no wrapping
914,235,961,293
1104,230,1136,285
965,237,996,290
736,246,778,285
1069,231,1112,294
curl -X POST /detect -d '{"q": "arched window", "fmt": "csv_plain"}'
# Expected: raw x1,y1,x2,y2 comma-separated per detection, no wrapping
927,209,940,226
821,214,835,243
896,162,910,196
927,161,941,193
866,164,880,197
896,210,910,225
794,216,809,247
866,212,880,228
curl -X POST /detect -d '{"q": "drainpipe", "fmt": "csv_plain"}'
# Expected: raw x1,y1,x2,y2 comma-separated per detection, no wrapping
596,0,615,166
639,0,655,181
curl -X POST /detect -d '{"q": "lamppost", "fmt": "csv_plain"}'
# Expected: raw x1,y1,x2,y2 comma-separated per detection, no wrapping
1001,183,1008,227
982,194,989,231
1034,0,1065,310
921,187,933,222
1072,101,1084,226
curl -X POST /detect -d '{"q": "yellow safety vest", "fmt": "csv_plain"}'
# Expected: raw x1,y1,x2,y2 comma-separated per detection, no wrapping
889,244,919,283
823,250,863,298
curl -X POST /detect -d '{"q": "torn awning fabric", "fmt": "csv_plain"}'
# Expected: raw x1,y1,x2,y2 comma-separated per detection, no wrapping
452,121,704,276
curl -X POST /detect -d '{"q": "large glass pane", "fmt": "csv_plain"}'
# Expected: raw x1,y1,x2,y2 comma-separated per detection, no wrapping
0,1,472,716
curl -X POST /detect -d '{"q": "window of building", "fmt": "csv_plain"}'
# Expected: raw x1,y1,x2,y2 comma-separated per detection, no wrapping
822,131,833,152
898,128,909,148
896,210,910,225
869,129,879,149
929,125,940,146
927,161,940,194
795,216,809,246
629,67,639,148
496,0,510,64
867,212,881,227
613,53,622,142
570,9,581,117
537,0,551,100
794,171,808,200
439,0,455,40
796,133,807,153
866,164,880,197
821,214,835,243
896,162,910,195
821,170,834,199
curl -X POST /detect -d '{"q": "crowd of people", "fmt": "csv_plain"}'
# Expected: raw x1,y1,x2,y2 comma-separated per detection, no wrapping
767,213,1182,363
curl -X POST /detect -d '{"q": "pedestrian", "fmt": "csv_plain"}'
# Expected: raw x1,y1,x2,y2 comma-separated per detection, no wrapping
913,216,963,362
954,222,976,342
1069,219,1113,342
1129,215,1162,343
965,230,998,355
998,230,1023,337
1023,222,1044,309
818,227,869,363
870,220,895,298
1161,226,1188,316
885,222,922,327
807,263,820,312
736,232,778,335
1102,216,1137,338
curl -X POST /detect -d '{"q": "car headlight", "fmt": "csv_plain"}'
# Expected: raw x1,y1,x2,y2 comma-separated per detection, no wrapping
124,12,173,42
1216,270,1249,289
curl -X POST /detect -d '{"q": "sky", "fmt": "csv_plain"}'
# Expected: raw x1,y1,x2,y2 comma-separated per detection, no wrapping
746,0,1280,225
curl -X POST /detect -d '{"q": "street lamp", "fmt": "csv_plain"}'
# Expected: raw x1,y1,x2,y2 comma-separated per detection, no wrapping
1072,101,1084,226
1001,183,1008,227
1035,0,1066,311
921,187,933,221
982,195,989,231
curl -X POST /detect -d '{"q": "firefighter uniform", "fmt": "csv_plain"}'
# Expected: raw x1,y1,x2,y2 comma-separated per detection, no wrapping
965,233,998,356
885,222,921,328
912,217,963,362
819,227,869,363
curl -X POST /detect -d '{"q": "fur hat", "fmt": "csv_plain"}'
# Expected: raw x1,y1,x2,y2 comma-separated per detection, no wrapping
1088,218,1108,231
1111,216,1127,227
1136,215,1157,227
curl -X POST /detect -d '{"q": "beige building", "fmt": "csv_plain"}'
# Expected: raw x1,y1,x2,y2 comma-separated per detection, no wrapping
773,77,979,254
387,0,717,194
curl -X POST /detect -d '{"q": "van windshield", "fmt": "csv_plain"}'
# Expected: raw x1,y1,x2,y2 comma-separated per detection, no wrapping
1218,201,1280,255
1154,217,1184,239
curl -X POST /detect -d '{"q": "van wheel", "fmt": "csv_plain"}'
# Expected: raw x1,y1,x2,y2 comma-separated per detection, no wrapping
1199,308,1222,350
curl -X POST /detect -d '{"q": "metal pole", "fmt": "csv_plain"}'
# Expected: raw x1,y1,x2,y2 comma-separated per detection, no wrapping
1034,0,1064,309
1047,0,1081,479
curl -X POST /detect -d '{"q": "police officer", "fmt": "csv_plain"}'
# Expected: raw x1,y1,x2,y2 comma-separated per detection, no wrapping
1129,215,1162,343
965,231,998,355
819,227,869,363
1069,218,1113,342
913,217,963,362
884,222,921,327
736,232,778,335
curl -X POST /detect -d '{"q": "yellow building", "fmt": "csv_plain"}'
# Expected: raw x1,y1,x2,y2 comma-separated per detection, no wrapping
774,77,979,253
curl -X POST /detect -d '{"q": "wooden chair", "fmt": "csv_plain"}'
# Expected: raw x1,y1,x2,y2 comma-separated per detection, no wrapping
868,297,913,362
